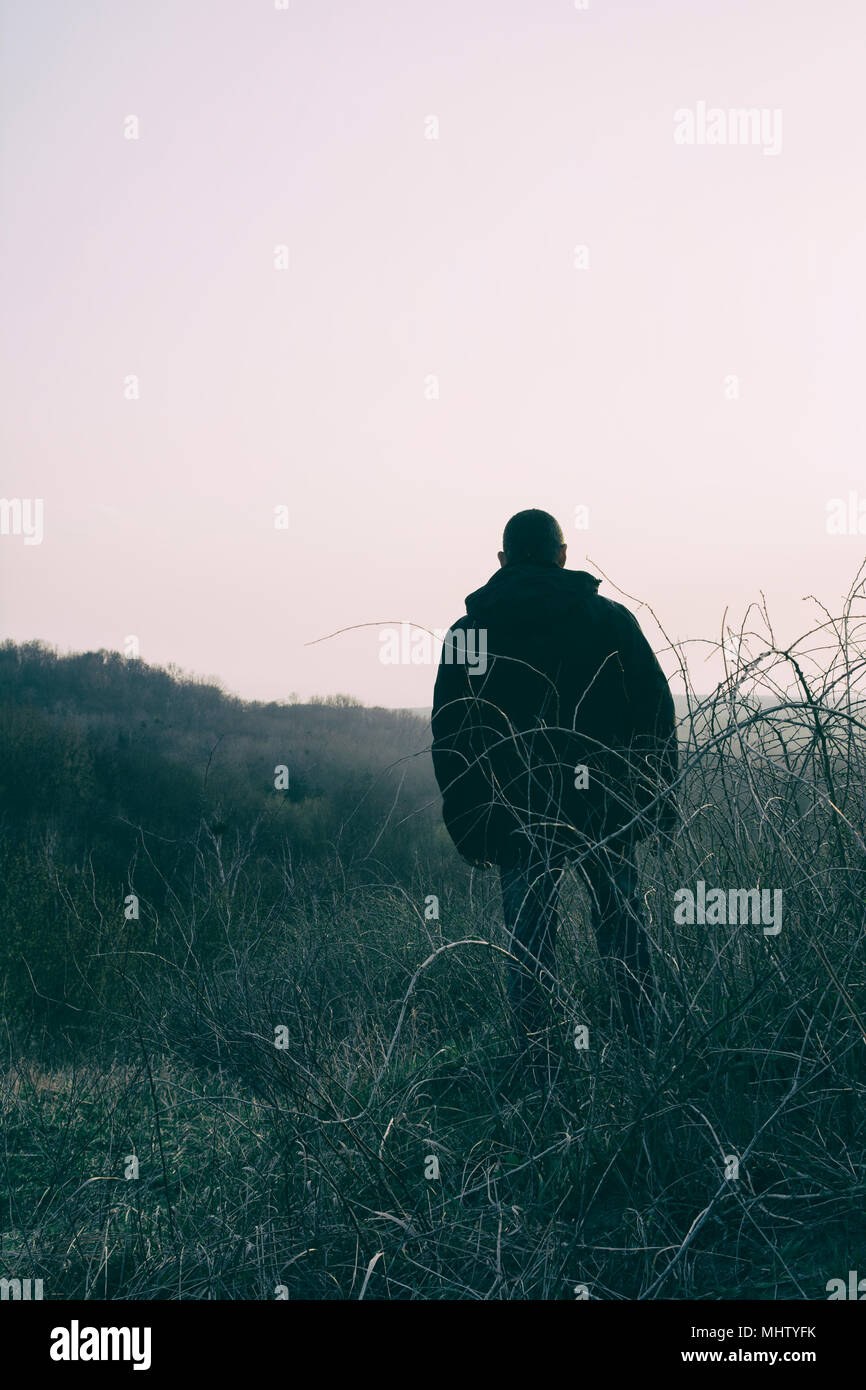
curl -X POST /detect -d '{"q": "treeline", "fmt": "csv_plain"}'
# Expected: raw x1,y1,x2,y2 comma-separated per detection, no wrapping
0,640,437,860
0,641,443,1034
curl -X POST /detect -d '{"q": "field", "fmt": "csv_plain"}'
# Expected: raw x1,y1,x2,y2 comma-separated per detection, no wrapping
2,576,865,1300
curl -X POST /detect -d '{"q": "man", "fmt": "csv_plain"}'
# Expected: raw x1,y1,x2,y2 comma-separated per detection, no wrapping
431,509,678,1077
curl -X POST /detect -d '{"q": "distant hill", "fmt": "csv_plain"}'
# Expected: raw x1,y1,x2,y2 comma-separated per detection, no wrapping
0,641,438,878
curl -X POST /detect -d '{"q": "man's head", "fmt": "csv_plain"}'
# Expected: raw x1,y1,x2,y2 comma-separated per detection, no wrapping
499,509,567,569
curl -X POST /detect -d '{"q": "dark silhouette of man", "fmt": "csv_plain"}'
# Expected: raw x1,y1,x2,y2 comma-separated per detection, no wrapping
431,509,678,1080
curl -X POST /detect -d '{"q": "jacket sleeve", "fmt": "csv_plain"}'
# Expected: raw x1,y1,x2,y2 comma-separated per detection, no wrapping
613,606,679,834
431,632,471,806
431,626,500,865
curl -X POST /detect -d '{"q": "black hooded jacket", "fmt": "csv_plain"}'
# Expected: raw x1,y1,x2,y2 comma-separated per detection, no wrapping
431,563,678,866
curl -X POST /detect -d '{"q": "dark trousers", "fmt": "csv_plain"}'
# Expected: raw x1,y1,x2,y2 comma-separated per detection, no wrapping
500,842,651,1054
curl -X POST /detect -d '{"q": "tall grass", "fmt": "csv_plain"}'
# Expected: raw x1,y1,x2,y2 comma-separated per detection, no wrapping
2,571,865,1299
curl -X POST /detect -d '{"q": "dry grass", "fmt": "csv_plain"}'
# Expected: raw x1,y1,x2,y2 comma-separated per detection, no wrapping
2,570,865,1299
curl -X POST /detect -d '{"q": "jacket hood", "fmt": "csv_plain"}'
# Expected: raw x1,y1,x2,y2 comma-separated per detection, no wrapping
464,564,601,628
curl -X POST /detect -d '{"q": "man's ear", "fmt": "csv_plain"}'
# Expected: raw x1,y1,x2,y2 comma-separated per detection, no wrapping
498,550,507,568
557,544,567,568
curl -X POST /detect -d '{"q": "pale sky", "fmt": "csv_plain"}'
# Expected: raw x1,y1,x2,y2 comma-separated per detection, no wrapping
2,0,865,707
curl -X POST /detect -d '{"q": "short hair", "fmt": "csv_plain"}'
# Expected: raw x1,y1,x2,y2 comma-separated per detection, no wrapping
502,509,564,565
